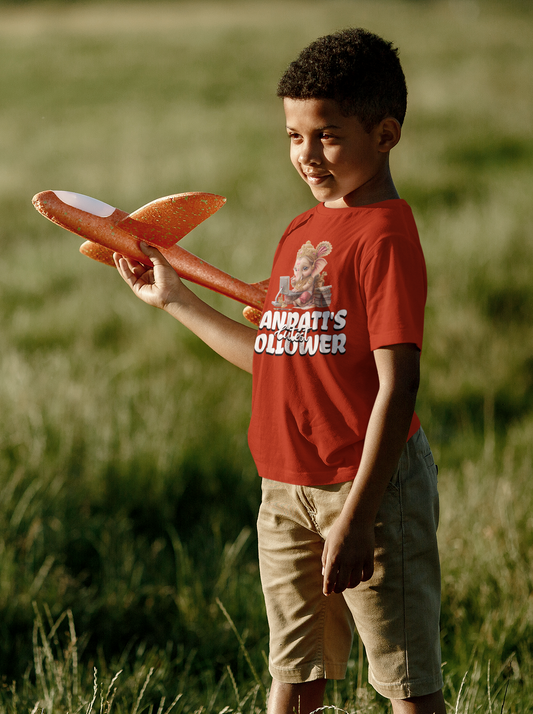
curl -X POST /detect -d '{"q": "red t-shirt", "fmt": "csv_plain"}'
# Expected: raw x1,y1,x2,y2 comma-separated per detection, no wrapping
248,199,426,486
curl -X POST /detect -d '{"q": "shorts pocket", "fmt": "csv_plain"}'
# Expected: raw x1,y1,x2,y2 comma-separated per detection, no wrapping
423,450,438,481
387,465,401,491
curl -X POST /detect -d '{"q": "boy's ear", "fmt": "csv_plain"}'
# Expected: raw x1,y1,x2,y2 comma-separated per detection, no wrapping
376,117,402,152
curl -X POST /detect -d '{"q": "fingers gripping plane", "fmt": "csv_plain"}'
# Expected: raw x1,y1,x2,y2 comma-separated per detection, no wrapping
32,190,268,325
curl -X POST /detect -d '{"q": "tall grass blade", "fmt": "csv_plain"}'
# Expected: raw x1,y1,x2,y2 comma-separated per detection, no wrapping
216,598,266,703
86,668,98,714
500,679,510,714
102,670,123,714
454,671,469,714
131,667,154,714
487,661,493,714
163,692,183,714
226,665,240,711
68,609,79,701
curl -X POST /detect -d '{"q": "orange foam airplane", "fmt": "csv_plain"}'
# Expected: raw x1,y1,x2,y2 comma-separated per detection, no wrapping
32,190,268,325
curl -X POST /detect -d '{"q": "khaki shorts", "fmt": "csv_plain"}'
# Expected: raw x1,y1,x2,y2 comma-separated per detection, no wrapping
257,428,443,700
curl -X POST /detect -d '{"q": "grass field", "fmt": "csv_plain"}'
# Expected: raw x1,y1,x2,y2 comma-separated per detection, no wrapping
0,0,532,711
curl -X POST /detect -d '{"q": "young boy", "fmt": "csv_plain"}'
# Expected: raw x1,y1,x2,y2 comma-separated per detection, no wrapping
114,28,445,714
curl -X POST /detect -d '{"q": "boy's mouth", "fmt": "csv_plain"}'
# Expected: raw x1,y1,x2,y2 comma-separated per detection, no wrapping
304,172,330,185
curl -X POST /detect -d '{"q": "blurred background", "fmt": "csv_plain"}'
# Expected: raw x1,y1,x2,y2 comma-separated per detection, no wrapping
0,1,532,711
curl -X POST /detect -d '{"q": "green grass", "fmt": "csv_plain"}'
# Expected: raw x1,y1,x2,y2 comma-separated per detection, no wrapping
0,0,532,711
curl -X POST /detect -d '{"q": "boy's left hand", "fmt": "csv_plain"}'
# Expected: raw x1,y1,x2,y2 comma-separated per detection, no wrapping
320,344,420,596
321,514,375,595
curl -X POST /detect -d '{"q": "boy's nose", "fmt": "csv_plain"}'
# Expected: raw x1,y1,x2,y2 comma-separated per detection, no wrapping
299,153,320,166
298,140,321,166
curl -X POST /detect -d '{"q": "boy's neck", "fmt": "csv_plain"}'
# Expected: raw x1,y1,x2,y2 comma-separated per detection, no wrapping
326,168,399,209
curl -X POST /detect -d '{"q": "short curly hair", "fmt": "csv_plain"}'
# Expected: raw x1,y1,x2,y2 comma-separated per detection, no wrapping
277,28,407,132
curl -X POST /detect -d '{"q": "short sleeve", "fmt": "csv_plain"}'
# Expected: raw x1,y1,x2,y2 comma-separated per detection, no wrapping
361,233,427,351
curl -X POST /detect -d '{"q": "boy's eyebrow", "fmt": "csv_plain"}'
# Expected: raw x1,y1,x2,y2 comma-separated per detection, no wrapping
285,123,342,132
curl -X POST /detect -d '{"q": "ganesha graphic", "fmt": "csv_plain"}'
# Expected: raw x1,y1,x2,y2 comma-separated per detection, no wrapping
272,240,333,309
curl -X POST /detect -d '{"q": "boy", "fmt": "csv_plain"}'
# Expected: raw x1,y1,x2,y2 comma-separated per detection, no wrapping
114,28,445,714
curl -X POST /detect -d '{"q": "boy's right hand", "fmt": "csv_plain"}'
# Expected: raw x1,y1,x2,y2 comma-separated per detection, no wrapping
113,243,184,311
114,241,256,374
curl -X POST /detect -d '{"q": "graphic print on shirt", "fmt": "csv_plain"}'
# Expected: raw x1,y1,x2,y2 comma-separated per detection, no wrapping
255,239,347,357
272,240,333,310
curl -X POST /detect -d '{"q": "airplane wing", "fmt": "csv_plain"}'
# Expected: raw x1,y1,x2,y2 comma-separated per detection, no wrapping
242,279,270,325
117,192,226,248
79,240,116,267
251,278,270,293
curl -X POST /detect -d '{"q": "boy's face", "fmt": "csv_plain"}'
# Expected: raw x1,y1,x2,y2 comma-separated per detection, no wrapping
284,97,393,208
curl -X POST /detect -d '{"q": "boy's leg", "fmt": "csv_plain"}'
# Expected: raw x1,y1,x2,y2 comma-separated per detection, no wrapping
391,690,446,714
339,428,443,701
257,479,355,686
265,681,446,714
267,679,327,714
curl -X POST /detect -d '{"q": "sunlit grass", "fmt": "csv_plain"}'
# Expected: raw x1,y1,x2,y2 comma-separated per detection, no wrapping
0,0,532,710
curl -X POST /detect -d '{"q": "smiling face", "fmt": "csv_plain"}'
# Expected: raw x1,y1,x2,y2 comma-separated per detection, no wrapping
284,97,400,208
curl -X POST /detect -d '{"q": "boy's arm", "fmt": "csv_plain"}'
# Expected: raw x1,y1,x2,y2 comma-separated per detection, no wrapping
321,343,420,595
114,243,257,374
